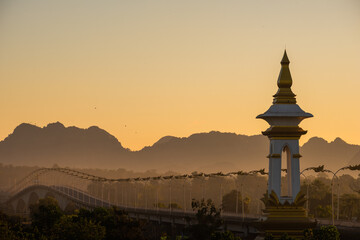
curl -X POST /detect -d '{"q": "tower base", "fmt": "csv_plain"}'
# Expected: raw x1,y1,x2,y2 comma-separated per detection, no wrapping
255,191,317,239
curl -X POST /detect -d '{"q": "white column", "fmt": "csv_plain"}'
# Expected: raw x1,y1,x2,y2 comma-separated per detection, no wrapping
291,157,300,200
269,157,281,198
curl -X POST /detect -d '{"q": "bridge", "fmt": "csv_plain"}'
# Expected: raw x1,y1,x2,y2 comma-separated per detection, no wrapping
2,167,360,238
2,168,265,236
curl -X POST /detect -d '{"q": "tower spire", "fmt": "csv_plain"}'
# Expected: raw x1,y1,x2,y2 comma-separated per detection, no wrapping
273,50,296,104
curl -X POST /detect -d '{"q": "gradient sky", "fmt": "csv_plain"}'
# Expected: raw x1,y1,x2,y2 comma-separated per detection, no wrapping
0,0,359,150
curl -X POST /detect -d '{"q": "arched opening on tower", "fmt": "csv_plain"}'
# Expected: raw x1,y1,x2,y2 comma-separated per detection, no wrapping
281,146,292,197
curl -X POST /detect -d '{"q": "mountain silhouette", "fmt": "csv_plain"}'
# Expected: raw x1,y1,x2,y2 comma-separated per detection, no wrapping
0,122,129,168
136,131,268,172
0,122,359,173
349,150,360,166
301,137,360,171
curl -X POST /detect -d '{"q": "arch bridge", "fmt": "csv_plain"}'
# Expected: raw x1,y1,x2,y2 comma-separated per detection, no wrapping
2,167,360,236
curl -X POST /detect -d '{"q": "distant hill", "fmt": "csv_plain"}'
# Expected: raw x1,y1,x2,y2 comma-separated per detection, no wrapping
0,122,130,169
349,150,360,166
136,132,269,172
301,137,360,171
0,122,359,173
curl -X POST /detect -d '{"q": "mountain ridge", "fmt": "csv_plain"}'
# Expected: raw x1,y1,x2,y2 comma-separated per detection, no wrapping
0,122,359,173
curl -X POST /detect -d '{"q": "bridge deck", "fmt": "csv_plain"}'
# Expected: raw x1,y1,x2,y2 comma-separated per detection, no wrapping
4,184,360,235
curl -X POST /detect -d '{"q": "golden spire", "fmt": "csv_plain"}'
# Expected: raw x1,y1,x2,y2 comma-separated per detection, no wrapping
273,50,296,104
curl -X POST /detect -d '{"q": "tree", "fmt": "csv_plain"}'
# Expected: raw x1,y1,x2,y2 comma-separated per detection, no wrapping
300,179,332,218
303,226,340,240
0,219,17,240
29,197,63,235
0,211,36,240
3,202,145,240
78,207,145,240
186,199,223,240
51,215,106,240
211,230,241,240
315,205,332,218
340,193,360,220
101,207,144,240
222,190,249,213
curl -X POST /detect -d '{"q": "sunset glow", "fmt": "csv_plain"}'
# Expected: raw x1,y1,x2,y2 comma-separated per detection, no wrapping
1,0,359,150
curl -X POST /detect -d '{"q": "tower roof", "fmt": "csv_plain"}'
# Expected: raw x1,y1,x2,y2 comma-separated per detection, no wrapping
256,50,313,139
273,50,296,104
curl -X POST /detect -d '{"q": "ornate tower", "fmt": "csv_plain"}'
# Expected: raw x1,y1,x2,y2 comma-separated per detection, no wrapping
257,50,313,203
255,51,316,238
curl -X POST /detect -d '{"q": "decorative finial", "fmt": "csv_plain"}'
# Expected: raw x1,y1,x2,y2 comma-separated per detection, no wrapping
281,50,290,65
273,50,296,104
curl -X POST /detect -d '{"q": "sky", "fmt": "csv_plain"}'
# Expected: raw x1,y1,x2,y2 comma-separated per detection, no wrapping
0,0,359,150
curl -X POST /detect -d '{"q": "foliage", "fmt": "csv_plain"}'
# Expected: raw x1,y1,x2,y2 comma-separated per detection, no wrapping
29,197,63,235
263,227,339,240
301,175,360,220
154,202,182,209
78,207,145,240
211,230,241,240
169,202,182,209
186,198,223,240
339,193,360,220
155,202,168,209
0,212,37,240
315,205,332,218
300,179,332,218
263,233,296,240
175,236,189,240
1,198,145,240
303,226,340,240
222,190,249,213
51,215,105,240
279,233,296,240
303,228,314,240
264,233,274,240
0,219,17,240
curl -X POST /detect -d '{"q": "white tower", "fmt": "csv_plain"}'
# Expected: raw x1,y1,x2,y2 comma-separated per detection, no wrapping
257,51,313,203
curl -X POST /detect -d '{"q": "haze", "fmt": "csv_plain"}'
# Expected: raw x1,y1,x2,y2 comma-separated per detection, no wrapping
1,0,359,150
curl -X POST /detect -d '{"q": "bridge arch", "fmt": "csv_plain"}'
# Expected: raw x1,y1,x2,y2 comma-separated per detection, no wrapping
16,199,26,215
45,192,55,199
28,192,39,207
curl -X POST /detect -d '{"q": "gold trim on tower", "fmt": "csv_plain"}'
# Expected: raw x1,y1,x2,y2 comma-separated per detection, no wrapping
273,50,297,104
266,154,281,158
262,126,307,139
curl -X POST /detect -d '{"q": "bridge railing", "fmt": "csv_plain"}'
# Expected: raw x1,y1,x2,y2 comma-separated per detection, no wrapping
6,167,270,218
6,165,360,223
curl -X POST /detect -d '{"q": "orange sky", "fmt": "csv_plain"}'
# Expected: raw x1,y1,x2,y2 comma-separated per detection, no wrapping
0,0,359,150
